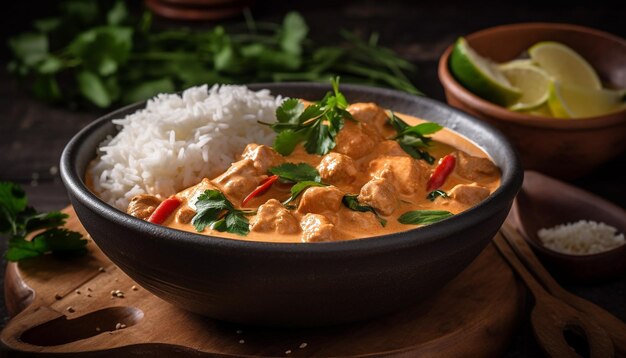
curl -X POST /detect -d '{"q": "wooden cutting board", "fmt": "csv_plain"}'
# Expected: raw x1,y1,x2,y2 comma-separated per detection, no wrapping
1,207,524,357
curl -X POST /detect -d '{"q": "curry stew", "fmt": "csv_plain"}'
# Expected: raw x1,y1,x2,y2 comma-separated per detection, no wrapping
126,102,500,243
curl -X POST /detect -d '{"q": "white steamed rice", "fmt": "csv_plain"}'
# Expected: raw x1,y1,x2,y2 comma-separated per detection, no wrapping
89,84,283,210
537,220,625,255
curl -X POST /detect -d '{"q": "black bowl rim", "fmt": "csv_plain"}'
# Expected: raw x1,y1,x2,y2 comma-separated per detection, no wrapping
60,82,523,256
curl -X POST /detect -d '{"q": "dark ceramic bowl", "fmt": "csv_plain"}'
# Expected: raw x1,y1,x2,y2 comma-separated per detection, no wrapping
60,83,523,327
438,23,626,180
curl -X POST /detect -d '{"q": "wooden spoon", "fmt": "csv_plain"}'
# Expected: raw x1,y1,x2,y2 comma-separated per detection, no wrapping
501,223,626,356
493,233,614,357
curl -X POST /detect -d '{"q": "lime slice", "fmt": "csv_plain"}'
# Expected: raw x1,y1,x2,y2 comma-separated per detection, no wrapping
499,61,551,111
521,103,554,117
548,82,626,118
529,42,602,90
450,37,521,106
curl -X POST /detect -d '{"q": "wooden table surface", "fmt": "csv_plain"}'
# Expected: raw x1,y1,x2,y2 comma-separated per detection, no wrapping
1,1,625,356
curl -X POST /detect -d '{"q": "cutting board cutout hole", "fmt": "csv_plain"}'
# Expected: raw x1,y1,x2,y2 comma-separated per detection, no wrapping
563,325,590,358
20,306,144,346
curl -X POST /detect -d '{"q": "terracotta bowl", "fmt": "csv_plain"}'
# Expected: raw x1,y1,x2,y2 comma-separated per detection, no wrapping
438,23,626,180
508,171,626,283
60,83,522,327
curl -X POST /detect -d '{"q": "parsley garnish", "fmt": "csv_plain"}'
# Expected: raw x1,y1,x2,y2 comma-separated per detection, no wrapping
342,194,387,227
387,111,442,164
398,210,453,226
0,182,88,262
262,77,353,156
282,181,327,207
426,190,449,202
191,189,254,236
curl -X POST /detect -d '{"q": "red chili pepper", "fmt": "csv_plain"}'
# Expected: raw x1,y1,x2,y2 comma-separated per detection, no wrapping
427,154,456,192
242,175,279,207
148,197,182,224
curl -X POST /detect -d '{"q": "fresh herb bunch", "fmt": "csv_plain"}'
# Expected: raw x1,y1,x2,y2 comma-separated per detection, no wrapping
7,1,420,109
0,182,88,261
263,77,353,156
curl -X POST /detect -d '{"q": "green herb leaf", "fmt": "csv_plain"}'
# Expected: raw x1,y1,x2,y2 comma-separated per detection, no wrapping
342,194,387,226
1,182,87,262
398,210,453,226
265,77,351,156
8,33,48,66
282,181,327,206
107,0,128,25
426,190,449,202
279,12,308,56
269,163,321,183
388,111,441,164
192,189,251,236
76,70,112,107
122,77,174,104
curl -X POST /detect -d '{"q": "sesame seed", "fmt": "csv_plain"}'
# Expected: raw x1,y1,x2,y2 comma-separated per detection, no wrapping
131,285,138,291
285,350,292,355
121,324,127,329
115,323,122,330
95,327,101,332
75,290,81,295
239,339,245,344
87,294,92,298
98,267,105,272
299,343,308,349
67,306,75,313
54,293,62,300
87,287,93,292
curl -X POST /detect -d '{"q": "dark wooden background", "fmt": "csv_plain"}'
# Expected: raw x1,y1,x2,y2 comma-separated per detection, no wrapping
1,1,625,356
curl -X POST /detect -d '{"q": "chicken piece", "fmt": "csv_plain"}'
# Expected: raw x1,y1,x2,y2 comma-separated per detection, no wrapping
358,173,398,216
334,121,378,160
127,194,161,220
297,186,344,215
213,158,264,201
250,199,300,234
367,156,429,195
241,143,284,173
449,183,491,206
300,213,336,242
371,140,411,158
455,151,499,181
317,153,357,187
341,210,381,232
347,102,389,136
176,207,196,224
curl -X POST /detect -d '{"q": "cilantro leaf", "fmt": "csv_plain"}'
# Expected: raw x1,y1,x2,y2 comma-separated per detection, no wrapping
398,210,453,226
427,190,449,202
388,111,442,164
269,163,321,183
191,189,251,236
282,181,327,206
1,181,88,262
342,194,387,227
264,77,351,156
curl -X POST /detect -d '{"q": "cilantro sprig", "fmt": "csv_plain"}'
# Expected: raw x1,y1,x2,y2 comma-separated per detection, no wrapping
192,189,254,236
262,77,353,156
342,194,387,227
0,182,88,262
387,111,442,164
267,163,328,206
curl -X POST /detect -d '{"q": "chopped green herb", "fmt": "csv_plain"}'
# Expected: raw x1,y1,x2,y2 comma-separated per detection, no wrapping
342,194,387,227
263,77,353,156
269,163,321,183
398,210,453,226
426,190,449,202
388,111,442,164
282,181,327,206
0,182,88,262
191,189,252,236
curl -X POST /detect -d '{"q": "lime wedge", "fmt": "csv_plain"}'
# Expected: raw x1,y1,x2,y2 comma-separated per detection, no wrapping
499,61,551,111
450,37,521,106
529,42,602,90
548,82,626,118
521,103,553,117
